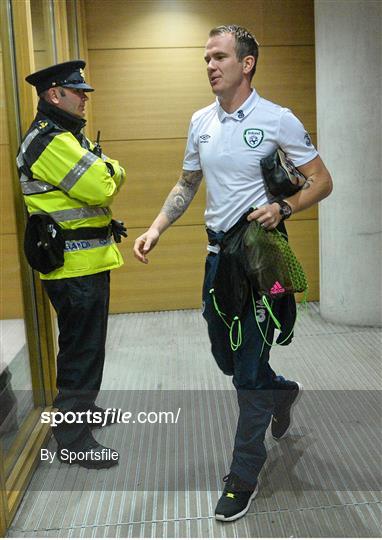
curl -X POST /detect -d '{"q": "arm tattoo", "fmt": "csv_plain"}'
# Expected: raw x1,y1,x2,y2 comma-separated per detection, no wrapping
161,170,203,224
302,177,314,190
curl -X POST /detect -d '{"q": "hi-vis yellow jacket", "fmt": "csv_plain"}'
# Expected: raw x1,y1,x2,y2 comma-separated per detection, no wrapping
17,99,125,280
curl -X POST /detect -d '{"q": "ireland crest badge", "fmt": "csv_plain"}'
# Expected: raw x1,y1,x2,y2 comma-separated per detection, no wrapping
243,128,264,149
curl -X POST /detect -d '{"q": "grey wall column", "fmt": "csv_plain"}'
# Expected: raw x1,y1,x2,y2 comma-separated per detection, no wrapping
315,0,381,326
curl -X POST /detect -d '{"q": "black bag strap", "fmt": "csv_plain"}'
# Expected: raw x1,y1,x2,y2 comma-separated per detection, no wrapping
61,225,112,241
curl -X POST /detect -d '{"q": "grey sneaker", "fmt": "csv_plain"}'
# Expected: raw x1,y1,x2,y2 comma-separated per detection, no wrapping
271,381,303,440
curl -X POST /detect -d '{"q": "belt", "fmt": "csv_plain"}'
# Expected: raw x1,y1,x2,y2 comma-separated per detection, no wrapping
206,227,222,255
207,243,220,255
61,225,112,241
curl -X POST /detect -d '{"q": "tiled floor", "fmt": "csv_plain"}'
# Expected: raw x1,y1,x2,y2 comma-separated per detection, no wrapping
7,304,382,537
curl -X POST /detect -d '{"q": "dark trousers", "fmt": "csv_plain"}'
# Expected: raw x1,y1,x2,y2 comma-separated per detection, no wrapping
43,271,110,447
202,253,289,484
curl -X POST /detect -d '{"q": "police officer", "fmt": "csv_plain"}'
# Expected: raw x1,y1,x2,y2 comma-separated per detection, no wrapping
18,61,126,468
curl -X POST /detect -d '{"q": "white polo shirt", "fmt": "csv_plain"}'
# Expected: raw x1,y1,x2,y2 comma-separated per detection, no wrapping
183,89,318,232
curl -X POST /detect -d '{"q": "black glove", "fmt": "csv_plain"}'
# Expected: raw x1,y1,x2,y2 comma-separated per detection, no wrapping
105,162,115,176
111,220,128,243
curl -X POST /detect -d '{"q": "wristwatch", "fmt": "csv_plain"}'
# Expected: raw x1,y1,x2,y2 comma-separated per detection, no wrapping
278,200,292,221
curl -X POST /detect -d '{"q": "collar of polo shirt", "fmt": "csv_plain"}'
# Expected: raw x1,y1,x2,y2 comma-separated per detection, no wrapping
217,89,260,122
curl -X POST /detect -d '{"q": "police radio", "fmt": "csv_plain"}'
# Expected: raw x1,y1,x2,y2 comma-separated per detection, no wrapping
92,130,102,157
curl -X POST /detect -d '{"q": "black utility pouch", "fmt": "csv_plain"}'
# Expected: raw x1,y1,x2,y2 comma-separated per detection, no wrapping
24,214,65,274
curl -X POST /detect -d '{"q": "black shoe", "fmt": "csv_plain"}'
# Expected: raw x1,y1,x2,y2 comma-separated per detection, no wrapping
215,473,258,522
88,405,118,429
57,442,119,469
271,381,303,440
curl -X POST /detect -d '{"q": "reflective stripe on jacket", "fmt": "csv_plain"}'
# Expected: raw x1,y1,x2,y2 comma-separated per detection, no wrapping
17,99,125,279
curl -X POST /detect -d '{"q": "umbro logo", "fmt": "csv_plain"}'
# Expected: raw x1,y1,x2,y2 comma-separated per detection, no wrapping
270,281,285,295
199,134,211,143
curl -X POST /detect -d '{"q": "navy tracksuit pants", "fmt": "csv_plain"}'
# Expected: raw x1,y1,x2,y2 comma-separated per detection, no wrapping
202,251,290,484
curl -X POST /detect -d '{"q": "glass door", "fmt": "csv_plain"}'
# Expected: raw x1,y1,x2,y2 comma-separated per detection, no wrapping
0,0,88,533
0,1,53,529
